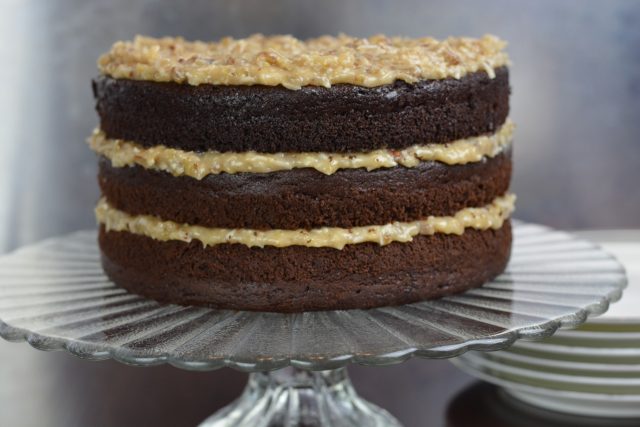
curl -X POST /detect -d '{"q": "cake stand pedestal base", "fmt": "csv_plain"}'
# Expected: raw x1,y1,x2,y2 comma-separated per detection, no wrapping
199,367,402,427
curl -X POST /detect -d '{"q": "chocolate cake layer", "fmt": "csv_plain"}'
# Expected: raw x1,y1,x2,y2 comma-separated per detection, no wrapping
99,221,512,312
93,67,509,153
98,150,512,230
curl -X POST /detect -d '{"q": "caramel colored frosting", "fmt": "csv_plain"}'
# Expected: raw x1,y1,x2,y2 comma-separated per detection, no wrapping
96,194,515,250
89,120,513,178
98,34,509,90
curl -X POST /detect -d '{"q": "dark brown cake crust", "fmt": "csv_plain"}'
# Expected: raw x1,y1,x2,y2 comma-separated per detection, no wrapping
98,150,512,230
93,67,509,153
99,221,511,312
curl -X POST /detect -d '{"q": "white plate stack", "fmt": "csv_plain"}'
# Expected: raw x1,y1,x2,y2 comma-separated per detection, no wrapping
453,231,640,418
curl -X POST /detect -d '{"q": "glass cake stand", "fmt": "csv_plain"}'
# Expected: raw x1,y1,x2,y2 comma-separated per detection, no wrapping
0,221,627,426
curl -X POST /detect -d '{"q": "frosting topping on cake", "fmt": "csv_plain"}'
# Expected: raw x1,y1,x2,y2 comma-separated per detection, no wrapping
98,34,509,89
96,194,515,250
89,120,513,178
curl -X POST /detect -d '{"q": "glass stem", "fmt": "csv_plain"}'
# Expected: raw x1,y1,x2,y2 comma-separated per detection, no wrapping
199,367,403,427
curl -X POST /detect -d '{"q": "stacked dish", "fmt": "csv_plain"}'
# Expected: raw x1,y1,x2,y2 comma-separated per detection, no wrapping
453,231,640,418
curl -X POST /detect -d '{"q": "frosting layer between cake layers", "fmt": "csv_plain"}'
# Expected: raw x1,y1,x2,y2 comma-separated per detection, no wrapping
89,120,513,177
96,194,515,250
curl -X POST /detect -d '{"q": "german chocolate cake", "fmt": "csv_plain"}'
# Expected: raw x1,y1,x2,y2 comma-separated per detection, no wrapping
90,34,515,312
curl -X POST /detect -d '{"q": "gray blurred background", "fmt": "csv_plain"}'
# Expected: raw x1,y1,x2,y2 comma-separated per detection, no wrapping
0,1,638,426
1,0,639,254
